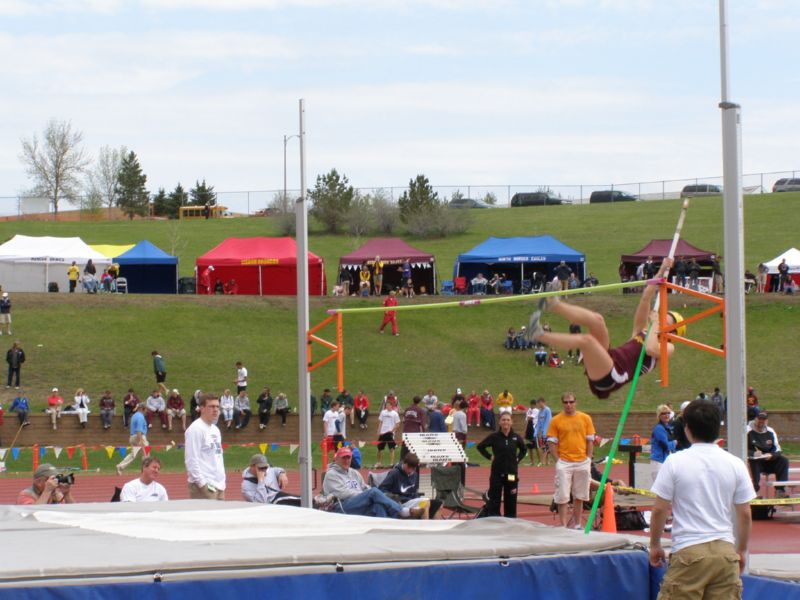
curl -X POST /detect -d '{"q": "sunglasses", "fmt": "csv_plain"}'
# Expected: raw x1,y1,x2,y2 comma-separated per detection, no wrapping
562,400,575,404
257,466,268,471
660,412,671,416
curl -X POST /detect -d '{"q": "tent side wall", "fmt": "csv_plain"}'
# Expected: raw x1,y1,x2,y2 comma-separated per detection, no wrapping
197,263,326,296
120,264,178,294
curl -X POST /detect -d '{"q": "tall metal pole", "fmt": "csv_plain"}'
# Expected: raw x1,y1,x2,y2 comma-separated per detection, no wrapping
295,100,313,506
283,135,288,203
718,0,746,461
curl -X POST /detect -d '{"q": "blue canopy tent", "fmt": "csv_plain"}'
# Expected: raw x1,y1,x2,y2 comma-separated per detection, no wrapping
116,240,178,294
453,236,586,293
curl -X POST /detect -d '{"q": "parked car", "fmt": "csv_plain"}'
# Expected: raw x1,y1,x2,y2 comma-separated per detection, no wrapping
589,190,637,203
772,178,800,193
510,192,562,207
680,184,722,198
448,197,497,209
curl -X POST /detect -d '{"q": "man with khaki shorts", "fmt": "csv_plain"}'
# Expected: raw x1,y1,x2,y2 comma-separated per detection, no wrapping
649,400,755,599
185,393,226,500
116,403,149,473
547,392,595,528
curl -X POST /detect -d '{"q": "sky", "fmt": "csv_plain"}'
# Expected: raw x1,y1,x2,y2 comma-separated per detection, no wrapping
0,0,798,211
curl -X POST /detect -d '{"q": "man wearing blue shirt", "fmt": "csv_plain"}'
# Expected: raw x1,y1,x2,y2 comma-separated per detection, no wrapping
534,397,552,466
116,403,149,474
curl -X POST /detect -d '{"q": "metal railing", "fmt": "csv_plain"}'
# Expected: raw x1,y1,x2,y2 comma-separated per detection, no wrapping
2,169,796,219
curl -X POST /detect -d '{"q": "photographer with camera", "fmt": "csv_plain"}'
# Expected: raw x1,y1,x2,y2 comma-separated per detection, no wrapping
17,464,76,505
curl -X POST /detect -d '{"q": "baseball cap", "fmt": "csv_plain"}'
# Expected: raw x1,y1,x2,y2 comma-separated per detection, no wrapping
34,464,59,479
680,401,690,412
51,387,59,392
456,388,462,394
249,454,268,467
334,446,352,459
1,292,7,298
756,412,768,420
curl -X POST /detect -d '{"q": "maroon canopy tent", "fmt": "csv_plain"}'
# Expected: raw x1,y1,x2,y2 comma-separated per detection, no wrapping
621,239,717,272
196,237,326,296
338,238,437,294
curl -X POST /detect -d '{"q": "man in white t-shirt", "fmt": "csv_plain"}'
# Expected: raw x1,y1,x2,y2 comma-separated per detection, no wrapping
235,361,248,394
323,400,344,450
184,393,226,500
120,456,169,502
650,400,756,599
375,406,400,467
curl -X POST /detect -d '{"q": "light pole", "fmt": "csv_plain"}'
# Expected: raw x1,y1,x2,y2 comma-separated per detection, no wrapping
283,134,300,204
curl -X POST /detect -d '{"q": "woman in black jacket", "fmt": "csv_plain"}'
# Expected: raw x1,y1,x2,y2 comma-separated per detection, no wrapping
477,413,527,517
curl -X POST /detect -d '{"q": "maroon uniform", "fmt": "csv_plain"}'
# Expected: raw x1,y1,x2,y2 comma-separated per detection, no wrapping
588,331,657,399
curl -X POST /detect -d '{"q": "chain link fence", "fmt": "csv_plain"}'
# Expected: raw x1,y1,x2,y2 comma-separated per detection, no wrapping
2,169,796,220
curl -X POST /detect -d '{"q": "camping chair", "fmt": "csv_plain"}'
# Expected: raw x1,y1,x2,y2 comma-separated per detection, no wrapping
520,279,532,294
454,277,468,295
368,471,389,488
441,280,455,295
115,277,128,294
430,465,486,520
502,280,514,294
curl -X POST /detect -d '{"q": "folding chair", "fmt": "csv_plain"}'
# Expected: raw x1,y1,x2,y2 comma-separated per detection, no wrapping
502,280,514,294
368,471,389,488
430,465,486,519
441,280,455,295
520,279,532,294
454,277,468,295
115,277,128,294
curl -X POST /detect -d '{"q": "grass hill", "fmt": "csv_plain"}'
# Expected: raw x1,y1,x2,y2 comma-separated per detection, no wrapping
0,193,797,413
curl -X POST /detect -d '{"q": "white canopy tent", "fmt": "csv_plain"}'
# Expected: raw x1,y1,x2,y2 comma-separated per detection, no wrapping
0,235,111,292
764,247,800,274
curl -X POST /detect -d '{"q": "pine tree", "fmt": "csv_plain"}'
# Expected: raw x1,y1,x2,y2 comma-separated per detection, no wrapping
115,151,149,220
308,168,354,233
397,174,439,222
189,179,216,206
167,183,188,219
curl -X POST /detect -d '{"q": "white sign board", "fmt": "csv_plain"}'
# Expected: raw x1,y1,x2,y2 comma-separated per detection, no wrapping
402,432,468,465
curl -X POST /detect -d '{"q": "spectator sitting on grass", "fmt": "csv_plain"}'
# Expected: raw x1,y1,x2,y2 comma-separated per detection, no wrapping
505,326,517,349
534,344,548,366
548,350,563,368
516,326,531,350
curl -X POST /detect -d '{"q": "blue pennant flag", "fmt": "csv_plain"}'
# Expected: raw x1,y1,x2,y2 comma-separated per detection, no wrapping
11,447,20,460
467,442,475,448
271,443,279,452
118,447,127,458
39,446,47,458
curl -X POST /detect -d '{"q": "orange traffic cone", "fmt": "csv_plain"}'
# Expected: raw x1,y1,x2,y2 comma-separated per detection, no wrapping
601,482,617,533
532,483,540,493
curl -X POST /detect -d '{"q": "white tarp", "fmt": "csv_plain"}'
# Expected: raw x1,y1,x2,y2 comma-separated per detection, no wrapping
31,503,460,542
764,247,800,274
0,235,111,292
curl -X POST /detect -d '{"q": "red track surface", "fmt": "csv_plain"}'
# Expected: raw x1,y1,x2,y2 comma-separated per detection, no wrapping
2,464,798,554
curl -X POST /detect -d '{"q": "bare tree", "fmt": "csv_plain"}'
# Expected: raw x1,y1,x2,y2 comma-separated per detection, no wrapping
87,145,127,217
19,120,90,217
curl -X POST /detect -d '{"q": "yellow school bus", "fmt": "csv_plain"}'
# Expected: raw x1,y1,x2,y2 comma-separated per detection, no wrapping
178,205,228,220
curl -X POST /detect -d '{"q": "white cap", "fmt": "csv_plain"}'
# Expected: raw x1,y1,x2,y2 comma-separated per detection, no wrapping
1,292,7,298
456,388,462,394
172,388,179,394
680,400,690,412
52,387,59,392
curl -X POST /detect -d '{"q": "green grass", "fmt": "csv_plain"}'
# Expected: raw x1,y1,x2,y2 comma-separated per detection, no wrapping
0,193,798,416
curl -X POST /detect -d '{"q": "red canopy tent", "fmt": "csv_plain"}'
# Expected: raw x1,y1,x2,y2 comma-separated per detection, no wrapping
338,238,437,294
196,237,326,296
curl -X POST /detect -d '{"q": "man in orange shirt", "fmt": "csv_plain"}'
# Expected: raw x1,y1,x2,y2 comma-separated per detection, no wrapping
547,392,595,528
